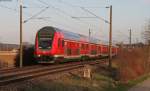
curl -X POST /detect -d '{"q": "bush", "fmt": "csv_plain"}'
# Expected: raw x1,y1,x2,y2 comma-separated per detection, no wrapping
115,47,149,82
15,46,37,67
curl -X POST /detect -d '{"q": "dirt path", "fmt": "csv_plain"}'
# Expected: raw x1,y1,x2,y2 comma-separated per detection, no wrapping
128,78,150,91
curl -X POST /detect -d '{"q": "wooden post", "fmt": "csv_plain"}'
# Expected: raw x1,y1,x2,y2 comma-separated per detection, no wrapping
19,0,23,68
83,65,92,79
109,5,112,68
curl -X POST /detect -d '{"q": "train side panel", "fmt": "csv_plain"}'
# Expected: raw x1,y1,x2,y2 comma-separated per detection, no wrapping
34,26,119,63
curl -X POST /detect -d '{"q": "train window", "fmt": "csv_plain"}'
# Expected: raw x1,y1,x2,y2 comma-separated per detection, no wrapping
38,30,54,50
76,49,80,55
69,42,71,47
84,44,85,49
83,44,85,49
67,48,71,55
81,44,84,49
86,44,89,49
99,46,101,50
58,38,61,48
62,40,64,47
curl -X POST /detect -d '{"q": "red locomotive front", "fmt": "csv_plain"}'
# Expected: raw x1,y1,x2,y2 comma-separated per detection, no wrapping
34,27,60,63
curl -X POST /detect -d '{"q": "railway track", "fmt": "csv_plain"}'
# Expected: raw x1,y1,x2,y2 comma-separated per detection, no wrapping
0,65,43,74
0,60,105,86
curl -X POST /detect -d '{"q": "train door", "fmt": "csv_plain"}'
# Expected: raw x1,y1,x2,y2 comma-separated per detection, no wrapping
57,38,64,55
64,40,68,56
76,43,80,55
61,39,64,55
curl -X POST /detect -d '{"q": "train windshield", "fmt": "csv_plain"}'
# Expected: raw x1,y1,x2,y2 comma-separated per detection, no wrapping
38,28,55,50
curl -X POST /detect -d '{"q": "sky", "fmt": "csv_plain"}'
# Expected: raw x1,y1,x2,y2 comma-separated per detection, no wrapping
0,0,150,44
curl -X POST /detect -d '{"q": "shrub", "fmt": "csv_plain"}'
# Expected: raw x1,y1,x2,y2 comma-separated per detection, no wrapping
15,46,37,67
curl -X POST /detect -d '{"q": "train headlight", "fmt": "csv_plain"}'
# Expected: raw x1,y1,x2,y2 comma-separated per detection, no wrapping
37,55,41,57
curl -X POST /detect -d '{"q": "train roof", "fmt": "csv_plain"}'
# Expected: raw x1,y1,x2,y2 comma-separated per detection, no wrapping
39,26,100,44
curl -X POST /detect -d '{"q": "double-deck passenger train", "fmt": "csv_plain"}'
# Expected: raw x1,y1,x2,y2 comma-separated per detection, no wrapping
34,26,118,63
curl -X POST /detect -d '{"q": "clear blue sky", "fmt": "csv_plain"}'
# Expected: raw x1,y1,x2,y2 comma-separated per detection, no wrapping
0,0,150,44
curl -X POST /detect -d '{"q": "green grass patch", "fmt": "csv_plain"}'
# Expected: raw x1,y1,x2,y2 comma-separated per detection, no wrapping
104,74,150,91
104,83,128,91
128,74,150,87
23,71,150,91
23,73,112,91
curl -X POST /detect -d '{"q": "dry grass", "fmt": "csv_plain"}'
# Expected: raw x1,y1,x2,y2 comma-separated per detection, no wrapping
0,47,149,91
0,46,37,68
114,47,149,82
0,53,17,68
0,68,113,91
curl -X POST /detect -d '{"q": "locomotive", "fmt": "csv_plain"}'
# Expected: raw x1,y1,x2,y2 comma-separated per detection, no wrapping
34,26,118,63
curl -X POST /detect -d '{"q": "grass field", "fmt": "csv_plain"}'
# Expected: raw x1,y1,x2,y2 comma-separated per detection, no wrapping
0,47,150,91
22,72,114,91
0,52,17,68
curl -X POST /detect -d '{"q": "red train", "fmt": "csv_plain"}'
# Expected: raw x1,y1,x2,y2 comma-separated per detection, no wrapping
34,26,118,63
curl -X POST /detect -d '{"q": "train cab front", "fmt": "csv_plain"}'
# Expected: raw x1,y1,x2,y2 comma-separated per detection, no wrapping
34,26,56,63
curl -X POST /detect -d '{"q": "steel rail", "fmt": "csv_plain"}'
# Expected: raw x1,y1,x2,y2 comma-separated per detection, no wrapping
0,60,103,86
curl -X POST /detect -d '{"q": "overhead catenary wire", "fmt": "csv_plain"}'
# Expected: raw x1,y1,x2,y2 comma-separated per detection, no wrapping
57,0,108,28
0,0,110,28
58,0,107,8
41,18,87,34
0,0,111,43
22,0,105,32
0,0,50,22
12,0,91,32
80,7,109,24
37,0,92,26
23,6,49,23
37,0,102,36
36,0,110,41
22,6,46,9
0,4,17,12
54,0,109,42
0,3,34,17
28,17,51,20
72,17,101,19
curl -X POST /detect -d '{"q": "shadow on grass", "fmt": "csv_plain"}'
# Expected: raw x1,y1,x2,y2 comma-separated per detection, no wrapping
69,72,81,80
94,65,120,81
22,80,101,91
14,46,37,67
104,83,129,91
93,65,127,91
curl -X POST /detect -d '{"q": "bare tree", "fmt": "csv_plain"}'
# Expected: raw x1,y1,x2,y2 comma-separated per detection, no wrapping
142,19,150,45
142,19,150,72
